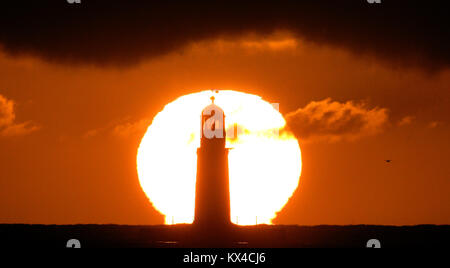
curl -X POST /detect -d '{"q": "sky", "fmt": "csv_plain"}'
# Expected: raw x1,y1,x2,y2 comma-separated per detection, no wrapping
0,1,449,225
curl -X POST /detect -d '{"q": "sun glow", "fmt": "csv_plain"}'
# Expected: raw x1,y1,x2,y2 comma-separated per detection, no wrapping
137,90,302,225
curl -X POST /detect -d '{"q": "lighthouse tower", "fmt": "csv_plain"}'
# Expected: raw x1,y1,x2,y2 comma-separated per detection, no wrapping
194,96,231,227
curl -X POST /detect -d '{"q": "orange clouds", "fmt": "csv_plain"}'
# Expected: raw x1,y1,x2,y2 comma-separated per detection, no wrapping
240,38,298,51
398,116,415,126
428,121,444,129
285,98,388,142
113,119,152,138
83,118,152,139
0,94,39,137
0,94,14,127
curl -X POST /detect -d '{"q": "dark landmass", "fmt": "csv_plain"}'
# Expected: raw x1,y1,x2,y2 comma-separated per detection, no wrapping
1,224,449,248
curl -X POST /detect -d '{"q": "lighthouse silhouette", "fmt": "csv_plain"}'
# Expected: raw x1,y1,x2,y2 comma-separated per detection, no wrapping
194,96,231,228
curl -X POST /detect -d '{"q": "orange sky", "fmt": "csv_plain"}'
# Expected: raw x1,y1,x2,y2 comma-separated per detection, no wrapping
1,35,449,225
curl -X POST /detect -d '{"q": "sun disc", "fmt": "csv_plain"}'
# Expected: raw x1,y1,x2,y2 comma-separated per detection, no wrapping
137,90,302,225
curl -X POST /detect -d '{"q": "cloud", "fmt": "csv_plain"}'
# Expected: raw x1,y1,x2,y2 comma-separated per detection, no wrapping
398,116,415,126
83,118,151,139
285,98,389,142
428,121,444,128
113,119,151,138
1,122,40,137
0,1,448,70
82,128,101,139
0,94,39,137
240,38,298,51
0,94,14,127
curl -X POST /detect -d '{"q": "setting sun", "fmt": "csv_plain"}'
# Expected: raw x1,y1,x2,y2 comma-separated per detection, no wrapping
137,90,302,225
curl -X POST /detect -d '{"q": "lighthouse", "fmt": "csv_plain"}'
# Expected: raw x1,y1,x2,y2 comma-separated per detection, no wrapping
194,96,231,227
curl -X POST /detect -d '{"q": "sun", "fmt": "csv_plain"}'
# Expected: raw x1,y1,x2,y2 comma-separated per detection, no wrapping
137,90,302,225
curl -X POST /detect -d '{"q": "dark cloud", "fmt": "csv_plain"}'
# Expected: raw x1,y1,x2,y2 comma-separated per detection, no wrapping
0,0,449,69
285,98,388,142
